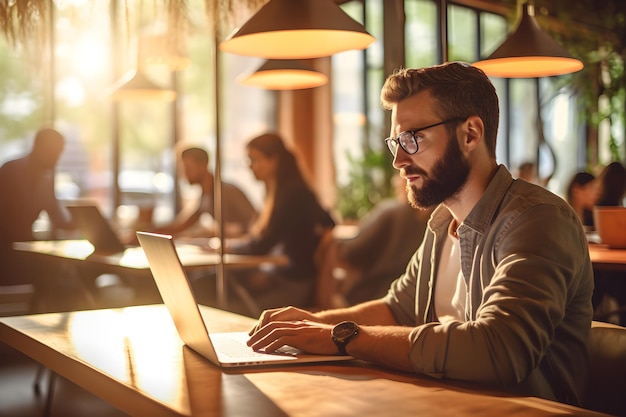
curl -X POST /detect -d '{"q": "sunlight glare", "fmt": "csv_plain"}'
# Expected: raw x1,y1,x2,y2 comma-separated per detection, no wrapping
56,76,85,106
74,35,109,78
68,306,183,404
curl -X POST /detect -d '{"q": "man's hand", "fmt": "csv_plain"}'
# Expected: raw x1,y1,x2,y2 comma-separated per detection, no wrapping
248,306,320,335
246,319,339,355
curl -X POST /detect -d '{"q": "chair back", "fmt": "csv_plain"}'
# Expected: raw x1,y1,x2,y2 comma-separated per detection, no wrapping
584,321,626,416
313,228,343,310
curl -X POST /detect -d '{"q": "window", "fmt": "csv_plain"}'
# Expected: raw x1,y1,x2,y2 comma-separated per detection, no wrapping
332,0,585,210
0,1,275,234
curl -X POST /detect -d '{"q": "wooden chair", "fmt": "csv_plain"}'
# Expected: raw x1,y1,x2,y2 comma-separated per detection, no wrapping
584,321,626,416
313,228,351,310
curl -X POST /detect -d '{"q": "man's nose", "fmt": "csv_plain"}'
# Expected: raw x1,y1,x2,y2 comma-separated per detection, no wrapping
392,148,411,170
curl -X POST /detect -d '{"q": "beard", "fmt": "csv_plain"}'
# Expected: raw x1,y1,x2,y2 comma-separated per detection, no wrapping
405,134,470,209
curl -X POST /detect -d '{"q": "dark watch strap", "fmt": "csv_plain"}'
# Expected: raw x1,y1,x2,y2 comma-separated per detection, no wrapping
334,340,348,356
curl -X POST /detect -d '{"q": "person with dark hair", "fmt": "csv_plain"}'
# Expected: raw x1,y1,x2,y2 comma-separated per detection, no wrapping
596,161,626,207
155,146,257,238
226,133,335,314
0,127,74,309
566,171,600,228
591,161,626,324
248,62,593,407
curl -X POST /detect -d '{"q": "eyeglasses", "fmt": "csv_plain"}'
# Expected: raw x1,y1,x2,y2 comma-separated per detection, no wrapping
384,118,464,156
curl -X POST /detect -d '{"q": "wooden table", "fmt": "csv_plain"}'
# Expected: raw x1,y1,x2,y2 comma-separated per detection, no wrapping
12,240,287,309
588,243,626,272
0,305,610,417
12,240,287,274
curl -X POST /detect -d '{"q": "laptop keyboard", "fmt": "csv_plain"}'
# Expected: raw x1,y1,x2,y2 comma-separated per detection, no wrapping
211,333,299,359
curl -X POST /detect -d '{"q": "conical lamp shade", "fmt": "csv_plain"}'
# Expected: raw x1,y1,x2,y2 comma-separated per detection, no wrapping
219,0,375,59
473,3,583,78
239,59,328,90
109,69,176,101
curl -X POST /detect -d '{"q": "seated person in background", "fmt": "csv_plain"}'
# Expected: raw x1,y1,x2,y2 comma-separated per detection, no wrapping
590,161,626,324
515,161,538,183
334,174,432,306
596,161,626,207
0,127,74,308
155,147,257,238
515,160,549,187
225,133,335,315
565,171,599,228
248,63,593,407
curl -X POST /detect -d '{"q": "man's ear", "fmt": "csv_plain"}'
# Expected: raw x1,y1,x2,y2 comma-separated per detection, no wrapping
463,115,485,150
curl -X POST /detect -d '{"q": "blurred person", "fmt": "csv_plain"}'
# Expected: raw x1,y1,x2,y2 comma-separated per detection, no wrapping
0,127,74,305
565,171,600,228
515,161,538,183
591,161,626,324
333,174,432,306
596,161,626,207
225,133,335,315
515,160,550,187
248,63,594,407
155,147,257,238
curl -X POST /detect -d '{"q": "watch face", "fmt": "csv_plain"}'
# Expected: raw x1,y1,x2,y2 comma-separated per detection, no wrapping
334,321,358,340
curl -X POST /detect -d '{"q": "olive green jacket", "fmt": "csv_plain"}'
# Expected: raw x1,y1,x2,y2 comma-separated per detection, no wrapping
385,165,594,406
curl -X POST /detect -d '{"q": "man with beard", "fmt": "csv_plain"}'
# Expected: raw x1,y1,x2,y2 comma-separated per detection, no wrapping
246,62,593,407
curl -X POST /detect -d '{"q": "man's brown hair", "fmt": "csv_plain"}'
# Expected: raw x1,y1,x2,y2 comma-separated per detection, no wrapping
380,62,499,158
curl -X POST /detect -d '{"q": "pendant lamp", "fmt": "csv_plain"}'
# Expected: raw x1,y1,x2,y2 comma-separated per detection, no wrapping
109,69,176,101
239,59,328,90
473,2,583,78
219,0,375,59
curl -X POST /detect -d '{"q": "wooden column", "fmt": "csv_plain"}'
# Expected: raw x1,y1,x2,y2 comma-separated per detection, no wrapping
277,57,336,209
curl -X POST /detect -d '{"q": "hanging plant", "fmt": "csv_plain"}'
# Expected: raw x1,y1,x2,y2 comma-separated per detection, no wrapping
533,0,626,163
0,0,48,47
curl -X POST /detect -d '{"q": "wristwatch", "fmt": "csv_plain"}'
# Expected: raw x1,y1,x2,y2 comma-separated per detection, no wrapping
331,321,359,355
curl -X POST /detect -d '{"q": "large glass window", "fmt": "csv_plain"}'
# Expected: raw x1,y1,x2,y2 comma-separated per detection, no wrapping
448,5,478,63
333,0,585,210
332,0,386,220
0,1,275,234
405,0,438,68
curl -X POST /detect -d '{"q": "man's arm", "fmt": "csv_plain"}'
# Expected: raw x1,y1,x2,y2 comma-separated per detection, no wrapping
315,298,399,325
251,298,398,330
155,204,203,235
247,299,415,370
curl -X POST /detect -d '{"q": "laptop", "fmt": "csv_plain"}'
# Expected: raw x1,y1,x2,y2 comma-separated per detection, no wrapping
136,231,353,368
67,205,127,255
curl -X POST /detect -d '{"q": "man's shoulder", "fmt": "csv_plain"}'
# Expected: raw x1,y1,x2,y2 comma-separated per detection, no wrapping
467,167,577,235
491,180,583,241
509,179,570,210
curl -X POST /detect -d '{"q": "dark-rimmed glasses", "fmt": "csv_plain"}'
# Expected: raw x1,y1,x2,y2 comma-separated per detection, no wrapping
384,118,465,156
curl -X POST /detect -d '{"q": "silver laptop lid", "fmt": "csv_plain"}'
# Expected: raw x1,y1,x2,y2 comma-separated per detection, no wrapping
136,231,219,364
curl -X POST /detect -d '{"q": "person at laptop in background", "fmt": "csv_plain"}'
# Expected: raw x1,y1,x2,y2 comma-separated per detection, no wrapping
248,63,594,407
154,146,257,238
223,133,335,315
0,127,74,306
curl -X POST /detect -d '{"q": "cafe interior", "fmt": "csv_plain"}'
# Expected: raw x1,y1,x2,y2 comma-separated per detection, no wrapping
1,0,626,416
